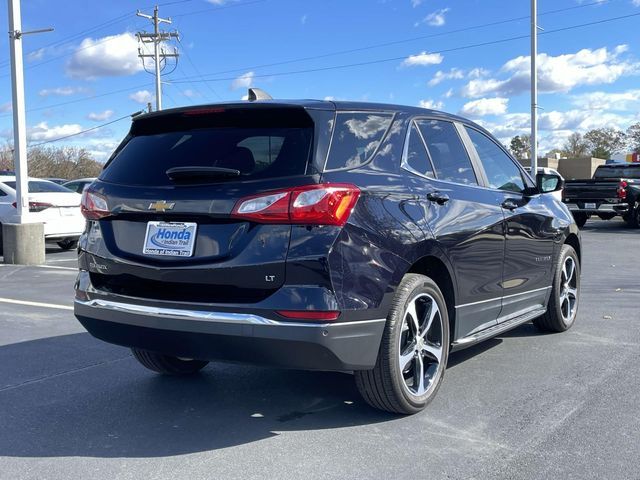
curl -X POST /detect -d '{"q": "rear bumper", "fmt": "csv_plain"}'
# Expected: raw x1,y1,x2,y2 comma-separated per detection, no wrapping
563,202,628,215
74,297,385,371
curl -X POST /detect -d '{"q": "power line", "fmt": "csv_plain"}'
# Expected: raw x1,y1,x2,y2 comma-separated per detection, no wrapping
0,83,153,118
27,112,141,148
168,11,640,86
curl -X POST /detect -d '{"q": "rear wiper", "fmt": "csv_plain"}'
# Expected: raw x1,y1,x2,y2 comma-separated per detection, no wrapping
166,166,241,181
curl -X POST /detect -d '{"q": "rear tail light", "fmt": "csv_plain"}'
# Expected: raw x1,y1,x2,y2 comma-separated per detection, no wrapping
276,310,341,321
81,189,110,220
617,180,628,200
231,183,360,226
12,201,53,213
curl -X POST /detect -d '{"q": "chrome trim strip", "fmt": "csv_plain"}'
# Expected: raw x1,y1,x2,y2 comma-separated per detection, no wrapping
454,286,551,309
74,298,385,328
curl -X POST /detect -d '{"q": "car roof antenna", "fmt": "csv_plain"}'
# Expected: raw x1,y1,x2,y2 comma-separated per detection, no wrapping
247,88,273,102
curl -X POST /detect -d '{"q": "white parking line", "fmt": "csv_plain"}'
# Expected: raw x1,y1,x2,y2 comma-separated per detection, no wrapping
0,297,74,311
0,264,77,271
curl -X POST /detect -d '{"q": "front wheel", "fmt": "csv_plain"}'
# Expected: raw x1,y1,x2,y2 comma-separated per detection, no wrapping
624,204,640,228
57,239,78,250
355,273,449,415
534,244,580,332
131,348,209,375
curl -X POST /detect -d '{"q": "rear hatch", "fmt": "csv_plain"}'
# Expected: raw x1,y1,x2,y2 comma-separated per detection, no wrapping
82,104,329,304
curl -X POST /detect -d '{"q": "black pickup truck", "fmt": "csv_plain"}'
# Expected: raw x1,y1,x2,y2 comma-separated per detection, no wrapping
562,163,640,228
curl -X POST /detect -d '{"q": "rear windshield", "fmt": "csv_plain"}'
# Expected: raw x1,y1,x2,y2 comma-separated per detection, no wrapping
3,180,72,193
594,165,640,179
101,108,314,186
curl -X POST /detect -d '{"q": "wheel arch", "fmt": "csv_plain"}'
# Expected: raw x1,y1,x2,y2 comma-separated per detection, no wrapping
564,232,581,264
406,254,457,341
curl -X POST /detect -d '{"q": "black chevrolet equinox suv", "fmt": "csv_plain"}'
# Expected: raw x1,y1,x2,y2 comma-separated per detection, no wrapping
74,100,581,414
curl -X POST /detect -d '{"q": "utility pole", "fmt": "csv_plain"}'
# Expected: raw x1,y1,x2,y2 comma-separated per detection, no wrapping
530,0,538,174
136,6,179,111
4,0,52,265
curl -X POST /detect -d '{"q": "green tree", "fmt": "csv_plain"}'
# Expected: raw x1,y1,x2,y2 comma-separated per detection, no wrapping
561,132,589,158
627,123,640,154
509,134,531,160
584,128,626,159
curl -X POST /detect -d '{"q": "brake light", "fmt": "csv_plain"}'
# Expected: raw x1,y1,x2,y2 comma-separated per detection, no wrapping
12,201,53,213
81,189,110,220
617,180,628,200
276,310,341,321
231,184,360,226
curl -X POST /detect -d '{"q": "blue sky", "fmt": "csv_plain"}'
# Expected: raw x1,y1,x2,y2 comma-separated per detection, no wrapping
1,0,639,160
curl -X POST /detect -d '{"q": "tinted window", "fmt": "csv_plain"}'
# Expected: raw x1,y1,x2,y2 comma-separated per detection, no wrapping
416,120,477,185
594,165,640,179
465,127,524,193
101,127,313,186
404,123,434,177
325,112,393,170
3,180,72,193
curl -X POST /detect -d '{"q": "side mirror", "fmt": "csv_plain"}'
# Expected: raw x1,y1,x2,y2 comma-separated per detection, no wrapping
536,173,564,194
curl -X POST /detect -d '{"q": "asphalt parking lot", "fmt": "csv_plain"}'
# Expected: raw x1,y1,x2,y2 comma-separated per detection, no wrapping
0,219,638,480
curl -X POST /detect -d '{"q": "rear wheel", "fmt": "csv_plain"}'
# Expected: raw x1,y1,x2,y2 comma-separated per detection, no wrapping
355,273,449,415
57,239,78,250
131,348,209,375
534,244,580,333
624,204,640,228
572,212,588,228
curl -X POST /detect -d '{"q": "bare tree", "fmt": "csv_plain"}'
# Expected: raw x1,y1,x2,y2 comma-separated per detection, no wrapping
584,128,626,159
0,144,103,178
627,123,640,154
561,133,589,158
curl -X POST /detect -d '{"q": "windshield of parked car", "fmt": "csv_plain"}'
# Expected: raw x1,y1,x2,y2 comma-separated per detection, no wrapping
3,180,73,193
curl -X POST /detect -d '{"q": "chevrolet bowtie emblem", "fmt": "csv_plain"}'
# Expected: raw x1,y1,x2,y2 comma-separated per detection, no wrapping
148,200,175,212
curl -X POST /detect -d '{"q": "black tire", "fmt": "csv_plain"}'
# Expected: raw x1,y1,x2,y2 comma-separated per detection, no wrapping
355,273,449,415
534,244,580,333
624,204,640,228
131,348,209,375
572,212,588,228
57,239,78,250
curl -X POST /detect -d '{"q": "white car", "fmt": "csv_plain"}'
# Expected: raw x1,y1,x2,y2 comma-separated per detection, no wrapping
525,167,564,202
0,176,85,250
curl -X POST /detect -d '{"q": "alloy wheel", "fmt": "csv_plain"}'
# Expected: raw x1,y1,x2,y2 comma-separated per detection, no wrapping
559,256,578,324
398,293,444,397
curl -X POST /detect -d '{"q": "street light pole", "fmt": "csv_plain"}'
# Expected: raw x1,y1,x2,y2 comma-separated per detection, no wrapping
8,0,29,223
531,0,538,173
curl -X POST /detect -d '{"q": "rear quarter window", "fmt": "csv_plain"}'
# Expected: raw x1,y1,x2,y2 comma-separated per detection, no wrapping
324,112,393,171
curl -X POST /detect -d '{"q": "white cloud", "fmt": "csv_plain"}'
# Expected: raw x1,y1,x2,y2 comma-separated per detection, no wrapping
0,102,11,113
301,14,308,24
461,45,639,98
27,48,46,62
460,97,509,117
87,110,114,122
182,89,201,99
401,52,444,67
428,68,464,86
27,122,83,142
129,90,154,104
423,8,450,27
468,68,489,78
411,0,424,6
231,71,255,90
418,99,444,110
39,86,87,97
444,88,454,98
572,89,640,111
84,139,120,162
67,32,142,80
633,0,640,6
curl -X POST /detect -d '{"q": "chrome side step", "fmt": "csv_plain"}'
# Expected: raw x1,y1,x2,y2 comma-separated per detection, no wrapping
451,308,546,352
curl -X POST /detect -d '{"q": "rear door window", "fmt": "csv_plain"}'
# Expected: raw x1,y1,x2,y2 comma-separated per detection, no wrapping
100,108,315,186
325,112,393,170
416,119,478,185
403,122,435,178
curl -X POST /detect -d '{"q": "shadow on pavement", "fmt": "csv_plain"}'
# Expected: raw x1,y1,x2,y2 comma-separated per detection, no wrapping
0,333,395,459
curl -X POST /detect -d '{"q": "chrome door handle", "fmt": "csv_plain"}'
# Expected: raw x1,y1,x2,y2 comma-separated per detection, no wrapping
501,199,519,210
427,192,450,205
